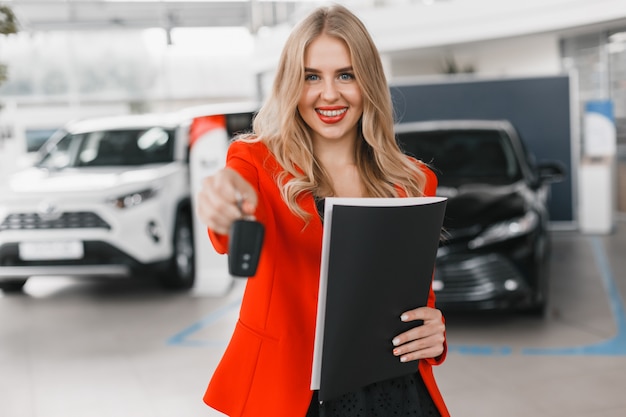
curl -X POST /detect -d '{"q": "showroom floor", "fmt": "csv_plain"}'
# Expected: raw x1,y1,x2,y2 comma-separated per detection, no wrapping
1,219,626,417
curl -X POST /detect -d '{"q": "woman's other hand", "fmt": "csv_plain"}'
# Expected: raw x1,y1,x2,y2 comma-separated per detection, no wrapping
391,306,445,363
195,168,258,235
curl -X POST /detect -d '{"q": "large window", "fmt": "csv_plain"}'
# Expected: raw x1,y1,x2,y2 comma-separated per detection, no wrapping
397,129,523,185
561,29,626,214
38,127,175,169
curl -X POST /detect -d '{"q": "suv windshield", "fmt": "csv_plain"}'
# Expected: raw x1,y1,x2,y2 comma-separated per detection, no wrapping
37,127,175,169
397,129,523,184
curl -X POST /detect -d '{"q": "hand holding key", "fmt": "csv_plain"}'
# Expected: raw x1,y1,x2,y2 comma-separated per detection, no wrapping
195,168,264,277
196,168,258,235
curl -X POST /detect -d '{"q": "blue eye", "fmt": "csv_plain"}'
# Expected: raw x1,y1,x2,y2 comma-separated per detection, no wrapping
305,74,320,81
339,73,355,81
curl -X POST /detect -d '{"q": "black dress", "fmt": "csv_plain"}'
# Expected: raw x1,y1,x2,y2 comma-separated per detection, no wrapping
306,372,440,417
306,198,441,417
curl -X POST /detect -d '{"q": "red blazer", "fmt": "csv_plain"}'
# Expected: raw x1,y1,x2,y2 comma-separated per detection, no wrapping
203,140,450,417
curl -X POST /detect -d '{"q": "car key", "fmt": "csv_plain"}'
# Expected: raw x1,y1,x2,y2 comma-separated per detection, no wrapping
228,192,264,277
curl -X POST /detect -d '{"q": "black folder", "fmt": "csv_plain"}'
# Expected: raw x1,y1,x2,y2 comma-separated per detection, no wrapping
311,196,447,401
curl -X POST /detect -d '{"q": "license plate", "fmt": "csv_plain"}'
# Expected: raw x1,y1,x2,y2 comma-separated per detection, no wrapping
19,241,84,261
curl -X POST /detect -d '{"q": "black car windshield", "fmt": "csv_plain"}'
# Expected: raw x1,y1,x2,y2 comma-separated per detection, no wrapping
37,127,175,169
397,129,523,185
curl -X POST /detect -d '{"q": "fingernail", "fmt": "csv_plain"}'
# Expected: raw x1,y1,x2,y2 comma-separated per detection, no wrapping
393,348,400,356
400,356,408,362
400,314,409,321
392,338,400,346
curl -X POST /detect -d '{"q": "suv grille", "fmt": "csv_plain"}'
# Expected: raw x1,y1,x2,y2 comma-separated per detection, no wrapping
0,212,111,231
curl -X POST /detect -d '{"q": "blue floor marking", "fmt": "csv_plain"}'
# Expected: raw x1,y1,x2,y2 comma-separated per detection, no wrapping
522,236,626,355
167,297,242,347
449,236,626,356
170,237,626,355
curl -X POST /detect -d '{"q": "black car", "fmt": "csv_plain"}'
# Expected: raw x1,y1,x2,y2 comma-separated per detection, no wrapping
395,120,565,315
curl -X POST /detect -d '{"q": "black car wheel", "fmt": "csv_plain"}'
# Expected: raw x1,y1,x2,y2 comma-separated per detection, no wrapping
526,278,548,316
526,235,550,316
158,211,195,290
0,279,28,293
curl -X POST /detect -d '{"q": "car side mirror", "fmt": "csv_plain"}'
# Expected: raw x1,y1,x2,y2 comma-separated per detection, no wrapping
537,161,566,184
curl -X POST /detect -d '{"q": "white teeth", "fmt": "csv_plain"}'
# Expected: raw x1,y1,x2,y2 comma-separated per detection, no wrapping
317,108,347,117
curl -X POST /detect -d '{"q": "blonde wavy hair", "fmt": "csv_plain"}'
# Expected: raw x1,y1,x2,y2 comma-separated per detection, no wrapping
241,4,427,220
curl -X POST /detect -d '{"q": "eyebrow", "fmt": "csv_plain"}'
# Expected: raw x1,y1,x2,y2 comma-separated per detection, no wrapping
304,66,354,73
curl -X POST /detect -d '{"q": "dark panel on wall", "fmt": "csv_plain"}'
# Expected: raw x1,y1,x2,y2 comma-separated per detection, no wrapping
390,75,574,223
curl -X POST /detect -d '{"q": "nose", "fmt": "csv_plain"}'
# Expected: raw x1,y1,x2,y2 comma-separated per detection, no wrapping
320,79,339,101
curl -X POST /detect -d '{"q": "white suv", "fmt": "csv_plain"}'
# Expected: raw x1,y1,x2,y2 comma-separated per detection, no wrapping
0,103,256,292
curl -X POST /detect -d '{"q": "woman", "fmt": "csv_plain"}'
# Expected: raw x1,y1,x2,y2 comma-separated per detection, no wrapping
195,4,449,417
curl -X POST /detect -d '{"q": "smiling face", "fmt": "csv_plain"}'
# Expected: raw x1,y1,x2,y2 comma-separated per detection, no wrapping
297,34,364,146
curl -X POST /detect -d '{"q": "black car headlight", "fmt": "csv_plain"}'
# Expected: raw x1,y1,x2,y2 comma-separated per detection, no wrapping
108,188,158,209
468,211,539,249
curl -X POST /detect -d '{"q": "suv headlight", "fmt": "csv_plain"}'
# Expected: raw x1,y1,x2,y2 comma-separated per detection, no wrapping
108,188,158,209
468,211,539,249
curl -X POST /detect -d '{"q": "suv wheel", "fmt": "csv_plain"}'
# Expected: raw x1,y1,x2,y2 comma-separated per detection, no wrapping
0,279,28,293
158,211,195,290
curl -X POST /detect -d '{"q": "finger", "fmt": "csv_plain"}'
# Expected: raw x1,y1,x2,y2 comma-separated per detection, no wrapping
400,306,442,323
196,190,236,234
392,335,446,362
226,169,258,216
392,329,446,361
392,312,445,349
195,172,245,233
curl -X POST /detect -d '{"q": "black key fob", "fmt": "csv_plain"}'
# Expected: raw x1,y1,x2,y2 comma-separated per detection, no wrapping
228,219,265,277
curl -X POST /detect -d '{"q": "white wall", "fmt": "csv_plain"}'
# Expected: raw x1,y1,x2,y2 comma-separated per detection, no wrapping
386,33,562,79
